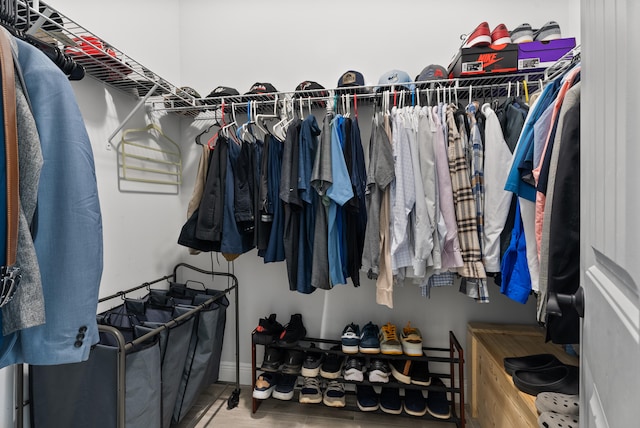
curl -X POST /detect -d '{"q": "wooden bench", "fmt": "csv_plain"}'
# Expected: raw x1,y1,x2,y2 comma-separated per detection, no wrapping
467,322,579,428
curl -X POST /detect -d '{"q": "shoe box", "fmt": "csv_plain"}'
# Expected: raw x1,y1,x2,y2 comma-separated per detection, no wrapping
448,37,576,78
448,43,519,78
517,37,576,72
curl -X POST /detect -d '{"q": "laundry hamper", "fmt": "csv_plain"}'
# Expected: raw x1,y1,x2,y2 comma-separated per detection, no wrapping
30,329,162,428
30,297,196,428
158,282,229,424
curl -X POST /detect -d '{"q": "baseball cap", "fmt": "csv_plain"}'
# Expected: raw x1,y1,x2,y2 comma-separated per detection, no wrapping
375,69,415,92
416,64,448,87
203,86,240,105
337,70,365,87
294,81,328,97
294,81,328,107
245,82,278,95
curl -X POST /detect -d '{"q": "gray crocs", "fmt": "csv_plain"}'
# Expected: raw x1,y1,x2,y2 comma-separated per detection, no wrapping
538,411,579,428
536,392,579,416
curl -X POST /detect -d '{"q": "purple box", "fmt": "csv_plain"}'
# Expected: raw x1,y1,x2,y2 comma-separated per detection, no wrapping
517,37,576,71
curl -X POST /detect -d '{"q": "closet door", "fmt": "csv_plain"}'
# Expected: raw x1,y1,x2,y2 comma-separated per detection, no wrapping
581,0,640,427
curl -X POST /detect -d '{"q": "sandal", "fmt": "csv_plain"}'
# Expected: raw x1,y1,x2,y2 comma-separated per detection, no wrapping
538,411,579,428
536,392,579,416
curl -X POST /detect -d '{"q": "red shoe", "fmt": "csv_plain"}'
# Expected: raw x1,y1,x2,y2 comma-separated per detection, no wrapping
464,22,491,48
491,23,512,45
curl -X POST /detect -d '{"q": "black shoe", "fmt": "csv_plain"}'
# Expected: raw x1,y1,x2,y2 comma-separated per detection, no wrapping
404,388,427,417
260,346,285,372
320,346,344,379
356,385,379,411
301,343,324,377
272,374,297,401
426,377,451,419
389,359,412,384
277,314,306,347
513,365,579,396
254,313,284,344
379,387,402,415
503,354,563,376
410,359,431,386
343,356,366,382
282,349,305,375
368,359,390,383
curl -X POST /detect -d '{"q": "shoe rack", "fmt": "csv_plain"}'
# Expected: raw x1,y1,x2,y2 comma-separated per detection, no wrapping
251,330,466,427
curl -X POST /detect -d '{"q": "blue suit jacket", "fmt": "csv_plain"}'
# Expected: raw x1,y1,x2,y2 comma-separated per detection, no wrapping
2,38,103,365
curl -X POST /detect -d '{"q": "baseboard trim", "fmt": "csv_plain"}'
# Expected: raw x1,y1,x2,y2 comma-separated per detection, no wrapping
217,361,254,386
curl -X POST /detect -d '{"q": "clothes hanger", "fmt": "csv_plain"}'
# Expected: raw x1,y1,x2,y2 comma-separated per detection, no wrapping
207,99,226,148
255,94,278,137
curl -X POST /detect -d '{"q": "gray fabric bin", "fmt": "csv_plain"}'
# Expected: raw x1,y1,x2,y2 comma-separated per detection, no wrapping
30,335,161,428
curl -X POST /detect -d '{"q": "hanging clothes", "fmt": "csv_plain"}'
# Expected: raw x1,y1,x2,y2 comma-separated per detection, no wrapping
500,199,532,303
390,106,416,278
538,82,581,323
295,115,321,294
263,134,285,263
2,34,103,366
446,104,488,302
480,103,513,273
343,116,367,287
326,115,353,286
280,118,303,291
220,138,254,257
432,105,463,270
310,113,334,290
361,114,394,281
544,97,581,344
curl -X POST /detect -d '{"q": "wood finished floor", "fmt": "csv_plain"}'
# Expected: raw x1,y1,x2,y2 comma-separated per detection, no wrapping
175,383,481,428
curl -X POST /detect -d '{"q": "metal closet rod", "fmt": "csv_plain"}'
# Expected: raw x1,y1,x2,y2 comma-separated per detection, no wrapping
159,78,543,115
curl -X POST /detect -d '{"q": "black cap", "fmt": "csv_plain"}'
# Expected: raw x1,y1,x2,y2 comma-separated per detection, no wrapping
245,82,278,95
203,86,240,105
294,80,326,95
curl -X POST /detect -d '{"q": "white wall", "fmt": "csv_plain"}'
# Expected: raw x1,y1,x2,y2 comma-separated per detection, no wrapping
2,0,580,425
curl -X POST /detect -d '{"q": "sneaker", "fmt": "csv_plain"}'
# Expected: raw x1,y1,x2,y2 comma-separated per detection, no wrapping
356,385,379,411
490,23,511,45
282,349,305,375
252,372,279,399
254,313,284,344
320,346,344,379
379,387,402,415
426,377,451,419
510,23,534,44
343,356,366,382
301,343,324,377
379,323,403,355
323,381,346,407
341,323,360,353
401,322,423,356
277,314,306,347
463,22,491,48
299,377,322,404
368,359,390,383
404,389,428,417
410,359,432,386
359,322,380,354
272,374,297,401
389,359,412,384
260,346,285,372
534,21,562,42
